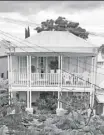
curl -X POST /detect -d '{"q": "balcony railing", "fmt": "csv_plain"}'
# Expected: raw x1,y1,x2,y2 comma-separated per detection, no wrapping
12,72,91,87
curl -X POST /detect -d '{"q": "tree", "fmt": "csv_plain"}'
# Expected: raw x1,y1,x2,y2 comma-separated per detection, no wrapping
0,78,33,135
34,16,89,39
25,26,30,39
28,26,30,37
25,28,28,39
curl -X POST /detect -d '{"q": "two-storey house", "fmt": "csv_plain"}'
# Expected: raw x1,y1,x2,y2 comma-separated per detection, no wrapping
6,31,98,112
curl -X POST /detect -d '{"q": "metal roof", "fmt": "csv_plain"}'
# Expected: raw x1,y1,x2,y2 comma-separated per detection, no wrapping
20,31,98,48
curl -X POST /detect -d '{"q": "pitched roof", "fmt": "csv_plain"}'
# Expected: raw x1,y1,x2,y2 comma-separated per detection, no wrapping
20,31,97,48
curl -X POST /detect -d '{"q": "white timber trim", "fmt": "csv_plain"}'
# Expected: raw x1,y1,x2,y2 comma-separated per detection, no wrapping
27,55,29,87
10,55,13,98
8,54,10,104
60,55,63,108
29,55,32,108
46,56,47,73
58,55,60,109
27,91,30,108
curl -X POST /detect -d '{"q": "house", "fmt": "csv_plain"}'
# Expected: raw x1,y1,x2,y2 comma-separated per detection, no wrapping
95,45,104,115
6,31,98,112
0,26,30,79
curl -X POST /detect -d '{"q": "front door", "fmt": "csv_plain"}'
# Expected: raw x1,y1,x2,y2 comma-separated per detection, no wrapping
38,57,46,79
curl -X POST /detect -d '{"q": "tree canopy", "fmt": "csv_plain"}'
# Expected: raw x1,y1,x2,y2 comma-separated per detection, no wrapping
35,16,89,39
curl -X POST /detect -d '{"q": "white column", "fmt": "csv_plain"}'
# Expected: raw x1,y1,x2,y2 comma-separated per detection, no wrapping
90,57,94,107
26,56,30,108
29,56,32,108
58,55,60,85
60,55,63,108
10,55,13,99
93,56,97,107
27,91,29,108
90,56,96,108
27,56,29,87
58,56,60,109
8,55,10,104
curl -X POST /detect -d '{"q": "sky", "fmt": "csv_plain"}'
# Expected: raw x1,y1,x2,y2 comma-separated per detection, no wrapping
0,1,104,46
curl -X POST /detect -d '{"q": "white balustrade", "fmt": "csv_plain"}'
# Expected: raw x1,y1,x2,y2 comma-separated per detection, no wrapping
62,72,91,87
12,72,91,87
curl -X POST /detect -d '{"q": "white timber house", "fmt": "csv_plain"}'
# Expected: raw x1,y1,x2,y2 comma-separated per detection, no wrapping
96,46,104,115
6,31,98,112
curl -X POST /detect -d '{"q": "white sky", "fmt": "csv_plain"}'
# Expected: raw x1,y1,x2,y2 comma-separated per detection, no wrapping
0,1,104,46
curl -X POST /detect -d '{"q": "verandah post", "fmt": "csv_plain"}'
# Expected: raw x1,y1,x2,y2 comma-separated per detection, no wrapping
58,55,60,109
27,55,29,108
10,54,13,99
60,55,63,108
29,55,32,108
8,54,11,104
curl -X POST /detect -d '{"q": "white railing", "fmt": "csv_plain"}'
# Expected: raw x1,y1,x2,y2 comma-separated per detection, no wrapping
12,72,60,87
31,73,60,86
12,72,91,87
62,73,91,87
12,72,28,86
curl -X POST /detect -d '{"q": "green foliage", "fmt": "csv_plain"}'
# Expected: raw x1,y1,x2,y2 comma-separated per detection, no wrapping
35,16,89,39
0,78,34,135
35,92,57,114
49,59,58,72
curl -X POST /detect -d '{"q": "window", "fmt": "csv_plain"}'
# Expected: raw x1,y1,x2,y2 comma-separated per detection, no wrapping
1,73,4,78
31,57,37,73
70,57,78,73
19,56,27,73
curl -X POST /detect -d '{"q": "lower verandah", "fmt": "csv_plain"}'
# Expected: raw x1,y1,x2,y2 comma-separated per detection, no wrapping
10,54,94,88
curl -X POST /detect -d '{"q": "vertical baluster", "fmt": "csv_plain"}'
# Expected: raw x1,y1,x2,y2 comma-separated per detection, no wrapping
15,72,16,85
36,73,37,86
48,73,49,86
54,73,55,86
33,73,34,86
44,73,47,86
15,72,19,84
50,73,51,86
38,73,39,86
56,73,57,86
72,74,74,86
38,73,41,86
17,72,18,85
53,73,54,86
19,72,20,85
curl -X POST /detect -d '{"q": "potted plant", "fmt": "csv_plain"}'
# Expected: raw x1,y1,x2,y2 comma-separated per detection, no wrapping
49,59,58,73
